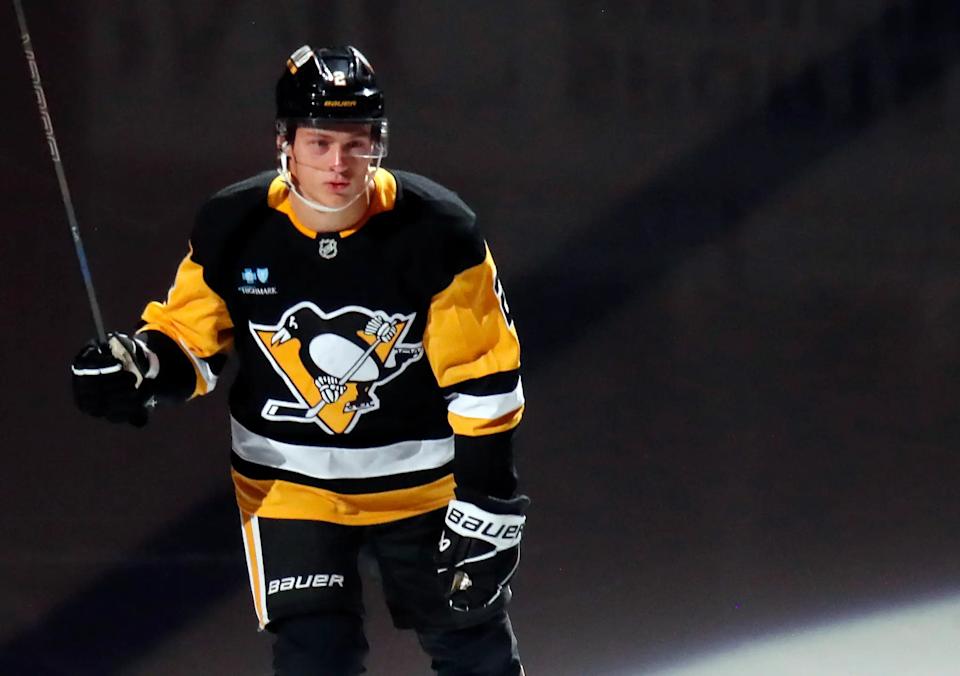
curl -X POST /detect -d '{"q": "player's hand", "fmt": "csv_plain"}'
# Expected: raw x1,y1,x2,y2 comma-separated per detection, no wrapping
71,332,156,427
436,489,529,612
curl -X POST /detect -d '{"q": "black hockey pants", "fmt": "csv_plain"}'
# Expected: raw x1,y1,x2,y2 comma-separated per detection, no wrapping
270,609,522,675
254,509,522,675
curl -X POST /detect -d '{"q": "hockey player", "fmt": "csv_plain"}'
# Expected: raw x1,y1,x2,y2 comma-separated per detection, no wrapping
71,45,528,676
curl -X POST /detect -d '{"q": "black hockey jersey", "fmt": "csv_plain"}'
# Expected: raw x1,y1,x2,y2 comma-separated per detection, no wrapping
138,168,523,526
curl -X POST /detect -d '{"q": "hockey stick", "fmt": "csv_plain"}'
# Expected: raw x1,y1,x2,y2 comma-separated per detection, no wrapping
13,0,106,342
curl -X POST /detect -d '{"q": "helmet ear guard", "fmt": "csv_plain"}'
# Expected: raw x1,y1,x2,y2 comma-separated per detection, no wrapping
278,140,290,176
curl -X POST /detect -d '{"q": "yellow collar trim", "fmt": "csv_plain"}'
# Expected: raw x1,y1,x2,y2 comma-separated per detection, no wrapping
268,168,397,239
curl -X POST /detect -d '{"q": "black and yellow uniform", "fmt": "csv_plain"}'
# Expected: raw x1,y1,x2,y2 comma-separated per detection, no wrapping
137,167,523,632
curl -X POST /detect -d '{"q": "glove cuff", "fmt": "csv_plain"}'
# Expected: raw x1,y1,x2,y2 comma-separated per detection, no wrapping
107,332,158,385
132,336,160,379
454,487,530,516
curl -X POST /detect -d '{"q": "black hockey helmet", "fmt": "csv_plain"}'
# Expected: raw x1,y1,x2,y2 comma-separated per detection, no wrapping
275,45,387,156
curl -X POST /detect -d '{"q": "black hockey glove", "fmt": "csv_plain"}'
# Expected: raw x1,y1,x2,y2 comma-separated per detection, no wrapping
71,332,156,427
436,488,529,613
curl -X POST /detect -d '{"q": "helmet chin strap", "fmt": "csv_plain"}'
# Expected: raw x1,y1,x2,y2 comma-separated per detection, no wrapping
278,143,382,214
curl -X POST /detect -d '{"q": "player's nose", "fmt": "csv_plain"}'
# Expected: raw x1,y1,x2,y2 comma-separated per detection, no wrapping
329,144,347,169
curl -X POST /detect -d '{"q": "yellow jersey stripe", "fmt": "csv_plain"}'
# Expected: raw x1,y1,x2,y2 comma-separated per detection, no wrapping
448,405,524,436
240,513,268,628
232,470,455,525
424,245,521,389
140,247,234,397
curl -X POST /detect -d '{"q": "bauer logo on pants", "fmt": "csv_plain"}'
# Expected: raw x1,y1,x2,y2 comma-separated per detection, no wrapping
250,302,424,434
267,573,345,595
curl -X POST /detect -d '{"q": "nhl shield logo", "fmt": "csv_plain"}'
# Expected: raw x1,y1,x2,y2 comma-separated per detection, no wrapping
249,302,424,434
318,238,338,259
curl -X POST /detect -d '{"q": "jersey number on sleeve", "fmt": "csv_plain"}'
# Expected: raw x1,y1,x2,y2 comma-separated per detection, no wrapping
493,274,514,329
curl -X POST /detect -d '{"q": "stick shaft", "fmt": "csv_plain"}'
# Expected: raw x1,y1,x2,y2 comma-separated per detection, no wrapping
13,0,107,341
305,337,384,418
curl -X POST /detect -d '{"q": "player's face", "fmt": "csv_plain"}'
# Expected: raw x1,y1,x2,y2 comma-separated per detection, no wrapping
286,124,374,206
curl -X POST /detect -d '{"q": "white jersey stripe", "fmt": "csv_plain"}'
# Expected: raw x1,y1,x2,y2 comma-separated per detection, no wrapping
446,378,524,420
251,515,269,627
231,417,454,480
240,512,269,629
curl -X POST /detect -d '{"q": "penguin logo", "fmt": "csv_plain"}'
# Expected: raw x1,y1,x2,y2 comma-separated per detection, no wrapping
250,302,424,434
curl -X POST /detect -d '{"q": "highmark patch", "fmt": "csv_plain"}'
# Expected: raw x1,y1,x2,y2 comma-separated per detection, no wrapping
239,266,278,295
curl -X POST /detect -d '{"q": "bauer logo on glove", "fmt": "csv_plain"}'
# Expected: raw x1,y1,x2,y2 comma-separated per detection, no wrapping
435,491,529,613
445,504,524,547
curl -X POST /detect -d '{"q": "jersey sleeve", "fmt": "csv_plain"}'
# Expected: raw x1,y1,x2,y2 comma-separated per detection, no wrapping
423,241,524,498
138,243,234,400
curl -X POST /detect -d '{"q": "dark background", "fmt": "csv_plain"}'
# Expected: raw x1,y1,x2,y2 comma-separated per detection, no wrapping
2,1,959,674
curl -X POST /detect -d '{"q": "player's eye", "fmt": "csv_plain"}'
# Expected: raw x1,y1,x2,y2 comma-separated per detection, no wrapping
346,140,372,156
